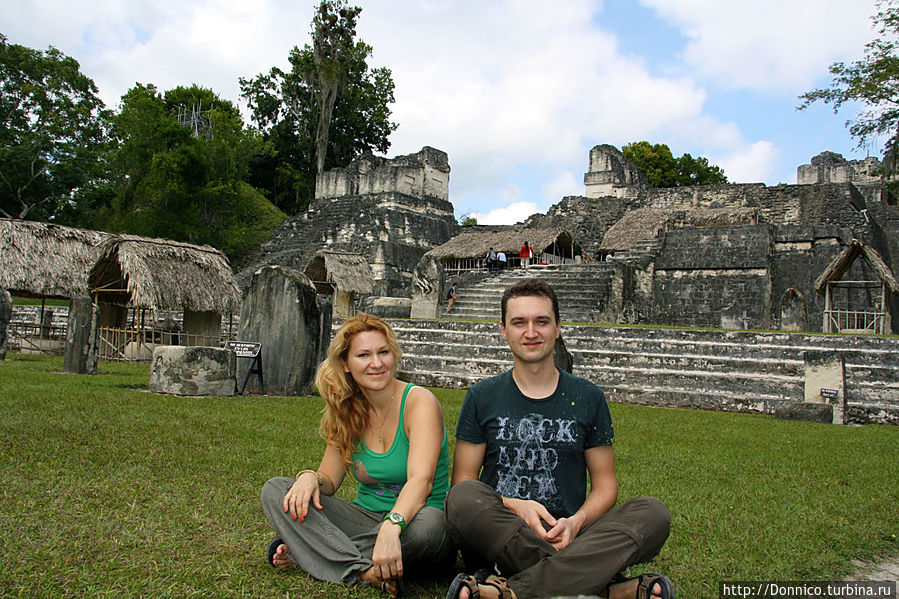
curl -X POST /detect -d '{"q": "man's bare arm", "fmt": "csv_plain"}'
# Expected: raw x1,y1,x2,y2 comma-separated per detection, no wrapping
451,439,486,484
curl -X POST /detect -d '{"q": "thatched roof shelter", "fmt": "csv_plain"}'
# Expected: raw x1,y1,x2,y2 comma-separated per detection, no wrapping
427,227,574,260
601,207,758,251
303,250,374,295
0,218,110,299
88,235,241,313
814,239,899,295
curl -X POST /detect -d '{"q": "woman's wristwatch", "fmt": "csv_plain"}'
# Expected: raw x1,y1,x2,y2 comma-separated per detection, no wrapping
382,511,406,534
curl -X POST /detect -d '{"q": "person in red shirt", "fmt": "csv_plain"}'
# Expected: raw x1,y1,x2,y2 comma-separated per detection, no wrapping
519,242,532,271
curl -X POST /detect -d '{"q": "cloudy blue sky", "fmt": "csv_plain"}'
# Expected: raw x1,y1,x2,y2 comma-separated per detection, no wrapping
3,0,881,223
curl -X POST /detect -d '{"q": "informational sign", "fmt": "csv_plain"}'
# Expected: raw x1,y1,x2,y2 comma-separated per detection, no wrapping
819,388,839,399
225,341,262,358
226,341,263,394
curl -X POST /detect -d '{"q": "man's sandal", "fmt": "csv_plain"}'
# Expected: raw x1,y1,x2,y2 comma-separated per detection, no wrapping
609,572,675,599
446,572,514,599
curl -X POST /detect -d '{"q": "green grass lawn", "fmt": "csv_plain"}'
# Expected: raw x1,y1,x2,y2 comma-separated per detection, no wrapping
0,354,896,598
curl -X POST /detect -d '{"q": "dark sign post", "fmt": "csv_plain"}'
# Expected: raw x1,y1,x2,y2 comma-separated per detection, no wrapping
819,388,839,400
226,341,263,395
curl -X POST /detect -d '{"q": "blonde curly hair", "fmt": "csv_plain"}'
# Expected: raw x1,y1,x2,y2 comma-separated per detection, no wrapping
315,313,403,470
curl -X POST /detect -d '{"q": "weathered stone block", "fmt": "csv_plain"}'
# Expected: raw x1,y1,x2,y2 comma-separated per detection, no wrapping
554,335,573,374
0,288,11,360
64,296,99,374
803,351,847,424
238,265,322,396
411,254,444,319
365,297,412,319
148,345,236,396
775,402,834,424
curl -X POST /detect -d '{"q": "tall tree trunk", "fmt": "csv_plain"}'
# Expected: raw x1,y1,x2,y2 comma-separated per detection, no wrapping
315,82,339,174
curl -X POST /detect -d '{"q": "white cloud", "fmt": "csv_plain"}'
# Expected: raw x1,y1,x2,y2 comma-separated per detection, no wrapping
715,141,779,183
640,0,877,92
3,0,861,218
357,0,749,212
542,171,581,203
471,202,542,226
5,0,310,108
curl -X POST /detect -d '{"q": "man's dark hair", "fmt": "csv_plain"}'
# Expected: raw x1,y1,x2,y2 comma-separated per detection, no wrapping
500,279,560,325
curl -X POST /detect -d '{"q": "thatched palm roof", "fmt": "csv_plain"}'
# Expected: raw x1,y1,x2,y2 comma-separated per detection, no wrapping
0,218,110,299
601,207,758,250
88,235,241,313
427,227,573,260
814,239,899,295
304,250,374,295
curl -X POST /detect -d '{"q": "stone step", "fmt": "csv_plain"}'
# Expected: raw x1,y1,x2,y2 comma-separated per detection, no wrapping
384,318,898,423
601,383,797,413
573,364,803,398
573,349,803,375
396,323,897,366
403,353,802,398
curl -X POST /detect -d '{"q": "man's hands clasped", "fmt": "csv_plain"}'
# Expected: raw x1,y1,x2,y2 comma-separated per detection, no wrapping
504,496,583,551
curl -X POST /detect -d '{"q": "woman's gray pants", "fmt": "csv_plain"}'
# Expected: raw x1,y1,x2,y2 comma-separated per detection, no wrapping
261,476,455,585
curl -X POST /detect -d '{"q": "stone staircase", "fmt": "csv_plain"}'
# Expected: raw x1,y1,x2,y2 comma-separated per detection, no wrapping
388,318,899,425
444,263,616,322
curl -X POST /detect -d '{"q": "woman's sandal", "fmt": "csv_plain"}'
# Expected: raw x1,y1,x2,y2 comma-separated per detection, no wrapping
379,578,405,598
266,538,283,568
445,572,514,599
609,572,675,599
266,538,297,569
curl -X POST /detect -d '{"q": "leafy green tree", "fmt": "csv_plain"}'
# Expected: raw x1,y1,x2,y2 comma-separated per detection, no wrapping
459,213,477,226
623,141,728,187
676,153,729,186
799,0,899,171
240,0,397,214
98,83,284,261
0,34,110,220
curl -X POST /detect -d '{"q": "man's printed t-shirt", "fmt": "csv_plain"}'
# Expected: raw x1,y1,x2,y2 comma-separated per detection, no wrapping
455,369,614,519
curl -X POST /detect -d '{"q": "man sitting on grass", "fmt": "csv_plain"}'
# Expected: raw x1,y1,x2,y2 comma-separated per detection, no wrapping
444,279,673,599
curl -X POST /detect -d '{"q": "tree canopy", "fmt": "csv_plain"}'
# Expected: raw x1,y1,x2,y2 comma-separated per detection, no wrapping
622,141,728,188
799,0,899,170
0,34,109,220
240,0,397,214
92,83,284,262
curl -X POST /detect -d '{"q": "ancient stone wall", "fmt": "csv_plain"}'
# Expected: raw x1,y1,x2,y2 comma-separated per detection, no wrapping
315,146,450,201
770,227,846,331
237,147,459,297
650,225,774,328
525,195,634,259
583,144,647,198
797,151,897,185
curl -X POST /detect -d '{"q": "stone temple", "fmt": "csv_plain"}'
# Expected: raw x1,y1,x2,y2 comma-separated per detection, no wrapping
237,146,459,296
241,143,899,335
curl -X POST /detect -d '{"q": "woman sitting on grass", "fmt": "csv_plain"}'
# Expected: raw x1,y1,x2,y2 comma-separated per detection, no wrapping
261,313,455,598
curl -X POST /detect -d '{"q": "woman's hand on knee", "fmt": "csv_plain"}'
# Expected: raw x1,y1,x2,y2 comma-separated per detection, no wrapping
282,474,322,521
372,521,404,582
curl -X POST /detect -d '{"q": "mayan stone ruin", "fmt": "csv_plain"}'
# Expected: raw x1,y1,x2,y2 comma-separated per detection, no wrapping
237,146,459,296
241,143,899,337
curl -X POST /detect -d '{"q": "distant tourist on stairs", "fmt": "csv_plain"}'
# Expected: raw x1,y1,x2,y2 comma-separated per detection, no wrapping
519,241,532,271
446,283,459,313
